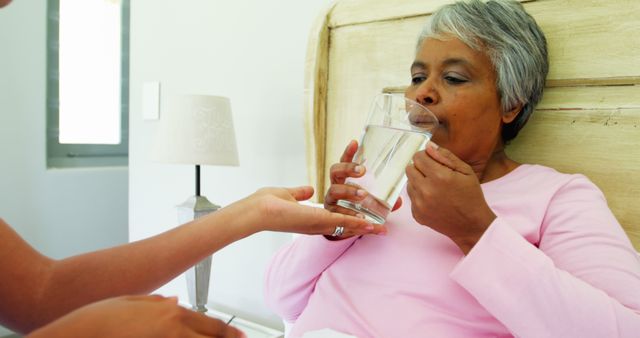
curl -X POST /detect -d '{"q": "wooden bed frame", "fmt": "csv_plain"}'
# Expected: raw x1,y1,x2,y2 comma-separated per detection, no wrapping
303,0,640,250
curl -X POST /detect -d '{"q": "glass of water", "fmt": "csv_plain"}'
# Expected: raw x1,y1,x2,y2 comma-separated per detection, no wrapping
336,94,439,224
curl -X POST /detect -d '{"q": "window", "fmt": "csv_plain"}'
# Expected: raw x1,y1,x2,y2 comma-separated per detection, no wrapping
47,0,129,168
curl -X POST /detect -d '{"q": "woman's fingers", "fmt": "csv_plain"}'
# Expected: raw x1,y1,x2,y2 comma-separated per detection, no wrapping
406,163,426,182
323,201,361,216
340,139,359,163
324,183,368,208
330,140,364,184
425,142,474,175
411,148,439,178
412,142,473,179
330,162,365,184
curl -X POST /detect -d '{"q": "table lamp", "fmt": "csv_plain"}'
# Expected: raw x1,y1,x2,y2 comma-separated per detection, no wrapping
152,94,239,312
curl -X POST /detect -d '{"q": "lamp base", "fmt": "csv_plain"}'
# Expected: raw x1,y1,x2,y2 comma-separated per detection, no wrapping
177,195,220,313
186,256,212,313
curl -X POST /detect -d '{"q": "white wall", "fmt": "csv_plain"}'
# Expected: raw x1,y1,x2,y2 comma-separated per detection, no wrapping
129,0,331,329
0,1,128,335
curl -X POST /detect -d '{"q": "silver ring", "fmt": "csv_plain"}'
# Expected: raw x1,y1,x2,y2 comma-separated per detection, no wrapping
331,226,345,237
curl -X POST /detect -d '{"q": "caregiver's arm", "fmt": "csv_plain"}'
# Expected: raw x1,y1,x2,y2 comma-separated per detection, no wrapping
0,186,379,333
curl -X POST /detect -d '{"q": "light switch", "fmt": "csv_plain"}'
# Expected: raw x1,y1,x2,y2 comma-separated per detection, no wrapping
142,81,160,120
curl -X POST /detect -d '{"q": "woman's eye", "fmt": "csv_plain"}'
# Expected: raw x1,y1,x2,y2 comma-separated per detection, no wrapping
444,75,467,84
411,75,426,85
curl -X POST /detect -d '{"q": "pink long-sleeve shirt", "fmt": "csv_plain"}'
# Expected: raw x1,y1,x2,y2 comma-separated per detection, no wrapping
264,164,640,338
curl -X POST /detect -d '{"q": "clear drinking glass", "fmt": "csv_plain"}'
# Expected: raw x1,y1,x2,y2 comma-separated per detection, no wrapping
336,94,439,224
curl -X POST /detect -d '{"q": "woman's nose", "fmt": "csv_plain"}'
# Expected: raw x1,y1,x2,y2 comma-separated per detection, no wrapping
415,78,439,106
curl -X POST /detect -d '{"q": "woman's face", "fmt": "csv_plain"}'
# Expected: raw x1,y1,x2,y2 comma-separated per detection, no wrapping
406,36,518,166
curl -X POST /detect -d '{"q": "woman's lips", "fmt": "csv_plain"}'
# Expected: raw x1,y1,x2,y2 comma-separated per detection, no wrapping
409,111,440,130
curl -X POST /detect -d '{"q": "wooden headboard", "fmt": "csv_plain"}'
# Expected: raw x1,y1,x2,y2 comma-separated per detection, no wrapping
303,0,640,250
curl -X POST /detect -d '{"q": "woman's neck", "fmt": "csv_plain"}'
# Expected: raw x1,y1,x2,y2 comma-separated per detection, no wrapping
472,145,520,183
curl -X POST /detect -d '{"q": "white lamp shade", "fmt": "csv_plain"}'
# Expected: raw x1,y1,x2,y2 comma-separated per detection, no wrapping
152,95,239,166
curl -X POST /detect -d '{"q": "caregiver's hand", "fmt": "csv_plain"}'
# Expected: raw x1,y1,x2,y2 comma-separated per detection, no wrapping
235,183,386,238
405,142,496,254
27,295,245,338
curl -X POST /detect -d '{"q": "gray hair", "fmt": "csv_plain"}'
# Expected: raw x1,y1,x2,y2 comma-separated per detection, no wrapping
418,0,548,142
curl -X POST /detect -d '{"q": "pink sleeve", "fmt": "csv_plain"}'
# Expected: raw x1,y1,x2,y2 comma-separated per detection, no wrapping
264,235,358,322
451,176,640,337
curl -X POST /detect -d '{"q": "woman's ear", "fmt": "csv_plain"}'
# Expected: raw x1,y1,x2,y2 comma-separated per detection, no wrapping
502,103,523,124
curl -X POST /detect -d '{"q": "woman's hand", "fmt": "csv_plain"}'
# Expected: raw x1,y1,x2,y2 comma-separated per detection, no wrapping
405,142,496,254
322,140,396,239
27,295,244,338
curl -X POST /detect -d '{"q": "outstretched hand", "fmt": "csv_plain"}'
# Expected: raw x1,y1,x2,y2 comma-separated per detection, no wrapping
247,186,386,238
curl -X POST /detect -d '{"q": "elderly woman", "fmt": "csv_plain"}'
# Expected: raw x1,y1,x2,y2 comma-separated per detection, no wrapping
264,0,640,337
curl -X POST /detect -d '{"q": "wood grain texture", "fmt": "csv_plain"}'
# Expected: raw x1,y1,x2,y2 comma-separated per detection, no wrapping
304,2,336,202
526,0,640,83
386,85,640,110
329,0,531,28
